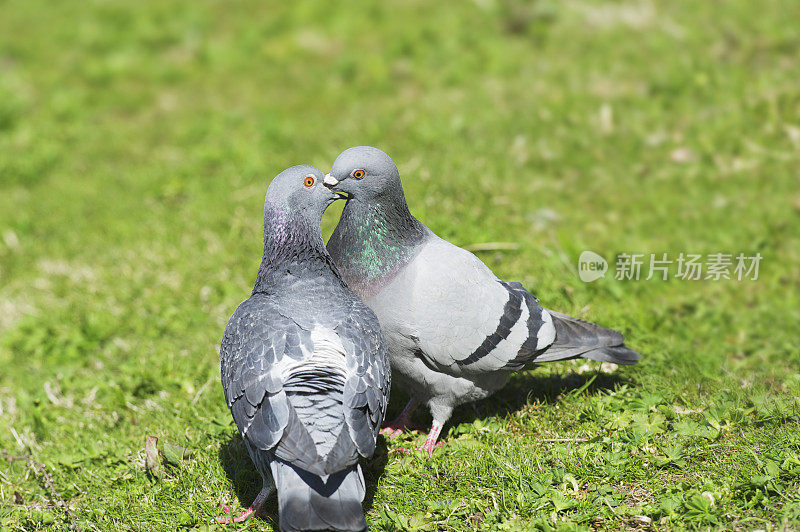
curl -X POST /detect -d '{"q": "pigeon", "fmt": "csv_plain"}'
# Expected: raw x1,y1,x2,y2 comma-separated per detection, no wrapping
323,146,640,457
218,164,391,531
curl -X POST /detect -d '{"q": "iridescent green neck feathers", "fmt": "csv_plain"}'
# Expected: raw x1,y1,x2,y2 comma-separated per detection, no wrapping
327,197,428,297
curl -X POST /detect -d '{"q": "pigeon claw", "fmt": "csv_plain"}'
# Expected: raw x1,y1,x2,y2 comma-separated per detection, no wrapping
216,486,274,525
379,399,420,439
216,506,275,524
392,447,415,455
390,441,444,457
418,421,445,458
379,426,404,439
419,440,445,458
216,508,253,524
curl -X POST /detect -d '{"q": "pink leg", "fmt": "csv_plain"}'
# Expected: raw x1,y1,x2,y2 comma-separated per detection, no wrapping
393,422,445,457
379,399,420,439
419,422,444,458
216,486,273,524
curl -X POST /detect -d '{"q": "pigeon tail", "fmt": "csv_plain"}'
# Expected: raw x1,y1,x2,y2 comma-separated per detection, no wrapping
533,310,640,365
270,459,367,532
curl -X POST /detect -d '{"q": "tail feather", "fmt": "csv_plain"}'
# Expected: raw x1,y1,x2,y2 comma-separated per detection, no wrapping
271,459,366,532
535,310,641,365
581,345,641,365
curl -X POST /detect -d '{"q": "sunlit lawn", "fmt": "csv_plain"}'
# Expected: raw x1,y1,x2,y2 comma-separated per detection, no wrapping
1,0,799,530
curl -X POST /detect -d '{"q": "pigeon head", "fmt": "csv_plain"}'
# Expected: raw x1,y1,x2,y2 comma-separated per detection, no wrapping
323,146,403,202
255,165,345,290
265,164,345,225
325,147,428,296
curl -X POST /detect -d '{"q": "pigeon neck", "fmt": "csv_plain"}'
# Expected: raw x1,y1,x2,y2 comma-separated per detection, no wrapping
329,195,427,297
253,208,340,293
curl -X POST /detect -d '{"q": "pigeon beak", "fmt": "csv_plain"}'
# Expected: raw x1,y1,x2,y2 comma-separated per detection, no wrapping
323,173,339,188
323,173,349,199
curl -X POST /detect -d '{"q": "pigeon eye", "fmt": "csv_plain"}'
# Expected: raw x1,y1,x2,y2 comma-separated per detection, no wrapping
351,169,365,179
303,175,315,187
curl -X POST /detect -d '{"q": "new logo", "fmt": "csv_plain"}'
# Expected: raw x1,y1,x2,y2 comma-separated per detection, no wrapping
578,251,608,282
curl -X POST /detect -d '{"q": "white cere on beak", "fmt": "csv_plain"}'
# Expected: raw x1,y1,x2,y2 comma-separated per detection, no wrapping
323,173,339,186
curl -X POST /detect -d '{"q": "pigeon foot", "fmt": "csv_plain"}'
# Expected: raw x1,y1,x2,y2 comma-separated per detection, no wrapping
420,422,444,458
391,441,444,457
216,486,273,524
389,423,445,457
420,440,444,457
379,399,420,438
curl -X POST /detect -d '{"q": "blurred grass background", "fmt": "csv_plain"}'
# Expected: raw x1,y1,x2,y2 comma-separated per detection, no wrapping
1,0,799,530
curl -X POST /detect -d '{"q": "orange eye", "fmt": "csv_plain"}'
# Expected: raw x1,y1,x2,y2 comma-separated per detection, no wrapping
303,175,315,187
351,169,365,179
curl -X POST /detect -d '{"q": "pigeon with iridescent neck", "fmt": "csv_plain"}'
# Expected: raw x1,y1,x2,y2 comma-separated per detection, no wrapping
324,147,640,457
218,164,390,531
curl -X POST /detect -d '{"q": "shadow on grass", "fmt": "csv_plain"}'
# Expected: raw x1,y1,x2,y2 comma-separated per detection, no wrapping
383,369,631,431
216,370,625,523
218,433,388,525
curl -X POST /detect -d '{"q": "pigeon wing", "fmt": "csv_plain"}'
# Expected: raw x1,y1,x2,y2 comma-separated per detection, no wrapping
220,295,311,464
336,300,391,459
392,237,556,375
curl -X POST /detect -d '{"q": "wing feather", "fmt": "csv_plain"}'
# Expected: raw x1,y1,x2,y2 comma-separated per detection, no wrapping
219,296,294,456
383,238,555,375
220,291,389,479
336,301,391,459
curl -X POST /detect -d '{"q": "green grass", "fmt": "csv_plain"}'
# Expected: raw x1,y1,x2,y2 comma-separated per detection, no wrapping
1,0,800,530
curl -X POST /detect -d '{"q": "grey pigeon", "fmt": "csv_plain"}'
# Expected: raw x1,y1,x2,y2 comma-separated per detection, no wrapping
323,147,640,456
218,164,390,531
